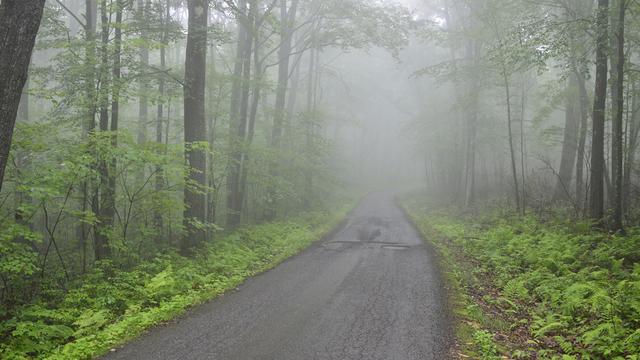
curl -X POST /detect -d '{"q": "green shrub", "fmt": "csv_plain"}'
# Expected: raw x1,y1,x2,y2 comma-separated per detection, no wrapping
403,197,640,358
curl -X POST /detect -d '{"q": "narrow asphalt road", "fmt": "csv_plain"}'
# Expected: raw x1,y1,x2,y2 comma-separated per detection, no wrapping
104,192,451,360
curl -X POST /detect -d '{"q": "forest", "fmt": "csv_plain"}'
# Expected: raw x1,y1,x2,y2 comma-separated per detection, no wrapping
1,0,640,359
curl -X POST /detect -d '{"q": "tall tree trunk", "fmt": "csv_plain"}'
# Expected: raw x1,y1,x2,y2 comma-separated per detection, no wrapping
226,0,248,228
79,0,97,271
182,0,208,254
95,0,112,260
590,0,609,223
137,0,149,145
271,0,299,149
464,40,479,207
104,0,122,253
267,0,299,219
234,5,254,226
554,74,580,201
0,0,46,193
520,73,527,213
624,81,639,214
575,69,589,212
503,68,521,212
154,0,170,243
207,38,224,229
240,12,265,222
610,0,625,232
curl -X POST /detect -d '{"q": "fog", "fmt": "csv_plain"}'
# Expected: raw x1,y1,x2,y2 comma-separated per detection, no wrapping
3,0,640,358
4,0,635,239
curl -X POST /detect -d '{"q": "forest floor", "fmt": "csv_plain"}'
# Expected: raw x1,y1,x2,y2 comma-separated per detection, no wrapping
102,192,452,360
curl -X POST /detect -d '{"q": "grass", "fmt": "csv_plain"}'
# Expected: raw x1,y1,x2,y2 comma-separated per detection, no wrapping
0,206,352,360
401,195,640,360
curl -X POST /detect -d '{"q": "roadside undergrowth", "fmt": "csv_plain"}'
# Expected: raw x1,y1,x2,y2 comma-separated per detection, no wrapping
0,206,352,360
402,196,640,360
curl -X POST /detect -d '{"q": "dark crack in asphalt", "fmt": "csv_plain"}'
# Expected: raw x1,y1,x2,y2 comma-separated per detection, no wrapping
103,192,452,360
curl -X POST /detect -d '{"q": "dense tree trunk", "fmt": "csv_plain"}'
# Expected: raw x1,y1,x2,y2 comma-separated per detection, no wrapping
519,73,528,213
95,0,112,260
624,81,640,214
137,0,150,145
79,0,97,271
609,0,625,232
182,0,209,254
554,74,580,202
304,38,317,208
589,0,609,223
0,0,46,193
106,0,123,249
569,0,593,214
266,0,300,219
575,69,589,212
464,40,479,207
502,69,521,213
271,0,300,149
240,11,266,222
226,0,248,229
154,2,169,243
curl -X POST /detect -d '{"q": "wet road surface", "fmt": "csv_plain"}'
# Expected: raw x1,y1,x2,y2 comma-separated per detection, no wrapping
104,192,451,360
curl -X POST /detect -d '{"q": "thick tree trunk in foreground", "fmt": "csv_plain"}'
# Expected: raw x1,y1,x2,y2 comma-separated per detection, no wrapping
182,0,208,254
0,0,46,193
589,0,609,223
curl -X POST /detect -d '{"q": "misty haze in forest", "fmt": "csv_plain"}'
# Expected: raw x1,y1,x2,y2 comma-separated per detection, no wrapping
1,0,640,359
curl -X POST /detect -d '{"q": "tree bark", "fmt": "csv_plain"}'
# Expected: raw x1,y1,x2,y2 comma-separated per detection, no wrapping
95,0,112,260
554,73,580,202
137,0,150,145
503,68,521,212
575,69,589,212
240,9,266,223
106,0,122,249
464,40,479,207
624,81,639,214
0,0,46,193
267,0,300,219
79,0,97,271
609,0,625,232
154,0,170,242
271,0,300,149
589,0,609,223
182,0,209,254
226,0,249,229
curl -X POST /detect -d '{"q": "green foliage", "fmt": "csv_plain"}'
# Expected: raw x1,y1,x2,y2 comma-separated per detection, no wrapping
0,207,349,359
405,198,640,358
474,330,500,360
